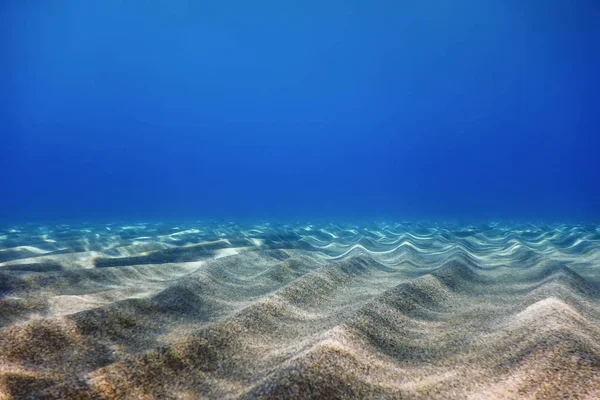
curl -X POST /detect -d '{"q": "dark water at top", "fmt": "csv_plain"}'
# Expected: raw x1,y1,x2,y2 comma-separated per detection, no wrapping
2,0,599,224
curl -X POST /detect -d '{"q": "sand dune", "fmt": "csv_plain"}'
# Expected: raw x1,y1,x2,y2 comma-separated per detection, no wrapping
0,222,599,399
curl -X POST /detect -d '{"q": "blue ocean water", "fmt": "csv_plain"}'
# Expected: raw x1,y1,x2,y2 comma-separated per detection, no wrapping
1,0,600,224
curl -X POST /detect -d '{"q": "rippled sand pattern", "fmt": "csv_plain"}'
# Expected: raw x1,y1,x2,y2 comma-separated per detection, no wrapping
1,222,599,399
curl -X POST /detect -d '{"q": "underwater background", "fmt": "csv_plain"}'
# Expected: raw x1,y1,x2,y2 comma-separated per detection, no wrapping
2,2,600,399
2,0,600,224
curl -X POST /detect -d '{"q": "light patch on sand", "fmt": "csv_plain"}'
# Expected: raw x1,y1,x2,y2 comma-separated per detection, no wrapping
365,229,385,238
179,260,206,269
48,286,168,315
250,238,264,246
0,246,51,255
214,248,243,258
42,234,56,243
48,295,110,315
518,297,578,319
507,297,586,332
319,229,338,238
565,238,585,249
170,229,201,236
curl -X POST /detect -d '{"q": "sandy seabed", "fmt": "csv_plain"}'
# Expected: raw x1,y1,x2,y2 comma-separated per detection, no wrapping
0,221,599,399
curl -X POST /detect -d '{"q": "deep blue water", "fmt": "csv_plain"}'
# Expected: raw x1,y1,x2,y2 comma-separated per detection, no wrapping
2,0,599,224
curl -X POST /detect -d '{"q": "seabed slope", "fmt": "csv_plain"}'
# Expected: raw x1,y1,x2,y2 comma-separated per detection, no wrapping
0,222,599,399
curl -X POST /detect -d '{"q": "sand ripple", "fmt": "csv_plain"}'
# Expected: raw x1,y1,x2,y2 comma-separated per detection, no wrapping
0,222,599,399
